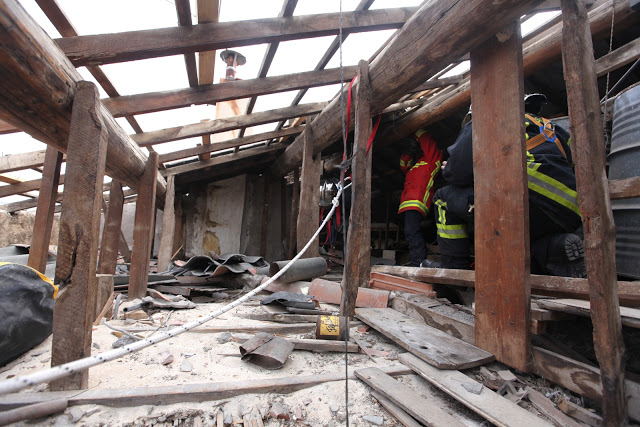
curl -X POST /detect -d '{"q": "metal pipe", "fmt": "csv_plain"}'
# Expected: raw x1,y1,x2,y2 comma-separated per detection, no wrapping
269,257,328,283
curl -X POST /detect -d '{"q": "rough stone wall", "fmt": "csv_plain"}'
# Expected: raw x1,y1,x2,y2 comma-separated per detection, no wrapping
0,209,60,248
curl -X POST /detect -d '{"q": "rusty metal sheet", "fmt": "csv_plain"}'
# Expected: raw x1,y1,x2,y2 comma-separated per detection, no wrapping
240,332,294,369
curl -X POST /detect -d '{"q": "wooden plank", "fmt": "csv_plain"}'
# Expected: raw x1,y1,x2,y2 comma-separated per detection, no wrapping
288,338,358,353
271,0,544,176
174,0,198,87
259,173,270,256
369,272,436,295
596,36,640,77
471,22,530,371
609,176,640,200
0,118,18,135
189,323,317,335
370,265,640,307
98,181,125,275
355,367,466,426
27,146,62,273
526,387,582,427
399,353,551,427
296,119,321,258
536,299,640,329
342,60,373,318
532,346,640,422
561,1,627,423
157,175,175,272
51,82,108,391
55,8,416,66
557,398,603,426
103,66,355,118
132,102,325,147
356,308,494,369
196,0,219,86
94,274,114,321
370,391,422,427
288,167,300,259
0,150,47,174
0,1,166,199
0,173,64,198
0,365,411,409
128,153,159,299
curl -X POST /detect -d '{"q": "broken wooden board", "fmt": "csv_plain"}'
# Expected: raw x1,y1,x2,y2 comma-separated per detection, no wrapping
355,367,466,426
239,313,318,324
0,365,412,409
369,272,436,296
370,391,422,427
398,353,551,427
557,399,603,426
356,308,494,369
536,299,640,329
525,387,582,427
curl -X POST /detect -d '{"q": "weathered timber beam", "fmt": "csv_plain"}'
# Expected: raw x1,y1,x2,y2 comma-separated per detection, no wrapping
158,126,303,164
174,0,198,87
0,151,48,174
409,76,465,93
0,175,64,199
196,0,219,87
102,67,356,117
0,1,166,199
370,266,640,307
164,144,285,177
609,177,640,200
270,0,547,176
0,183,125,213
0,118,17,135
55,8,417,67
132,102,326,147
596,36,640,76
379,0,637,146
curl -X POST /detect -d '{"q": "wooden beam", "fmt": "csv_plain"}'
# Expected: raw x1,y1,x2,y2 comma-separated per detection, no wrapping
609,176,640,200
0,118,17,135
271,0,545,176
196,0,219,86
296,120,321,258
156,175,176,272
561,0,626,423
174,0,198,87
380,0,637,146
128,153,159,299
55,8,417,66
159,126,302,164
0,1,166,199
0,150,48,174
409,76,466,93
132,102,326,147
259,173,271,256
102,67,355,118
370,265,640,307
288,167,300,259
596,36,640,76
471,23,531,371
98,181,125,275
27,146,62,273
0,174,65,199
51,82,108,391
342,60,372,318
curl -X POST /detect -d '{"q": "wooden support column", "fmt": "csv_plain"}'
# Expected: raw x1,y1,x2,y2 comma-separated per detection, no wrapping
97,181,125,275
128,153,159,299
28,146,63,273
157,175,176,272
288,167,300,259
471,23,531,371
172,196,185,259
51,82,108,391
341,60,373,318
260,173,271,256
296,121,321,258
561,0,626,423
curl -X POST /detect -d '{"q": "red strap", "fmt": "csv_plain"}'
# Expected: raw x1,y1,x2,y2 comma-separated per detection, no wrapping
324,219,331,245
344,76,357,159
336,206,341,226
367,114,382,153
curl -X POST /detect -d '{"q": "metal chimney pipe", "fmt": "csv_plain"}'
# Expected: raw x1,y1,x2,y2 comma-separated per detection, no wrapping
220,49,246,80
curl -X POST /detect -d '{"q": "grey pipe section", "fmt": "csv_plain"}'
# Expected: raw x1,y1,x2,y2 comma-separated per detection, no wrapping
269,257,327,284
0,398,68,425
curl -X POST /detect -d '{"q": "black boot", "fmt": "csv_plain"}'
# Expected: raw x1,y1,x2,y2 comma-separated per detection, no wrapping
544,233,587,278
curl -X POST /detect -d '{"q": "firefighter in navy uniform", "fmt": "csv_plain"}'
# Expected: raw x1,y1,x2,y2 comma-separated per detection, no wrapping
432,94,586,277
398,129,443,267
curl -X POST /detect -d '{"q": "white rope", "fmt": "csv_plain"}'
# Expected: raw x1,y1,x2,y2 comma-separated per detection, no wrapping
0,184,349,396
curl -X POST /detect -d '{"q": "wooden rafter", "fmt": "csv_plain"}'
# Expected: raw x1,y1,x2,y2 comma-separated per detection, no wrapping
174,0,198,87
196,0,219,86
55,8,417,66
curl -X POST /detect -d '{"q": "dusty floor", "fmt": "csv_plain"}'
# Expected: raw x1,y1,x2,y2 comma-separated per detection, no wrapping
0,290,602,427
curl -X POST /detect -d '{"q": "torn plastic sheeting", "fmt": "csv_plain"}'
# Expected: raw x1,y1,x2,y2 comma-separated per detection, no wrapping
261,291,317,310
240,332,294,369
173,253,268,277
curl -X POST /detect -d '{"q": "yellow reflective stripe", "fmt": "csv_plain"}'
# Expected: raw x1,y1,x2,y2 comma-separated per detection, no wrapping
527,168,580,215
399,159,407,167
0,261,58,299
415,129,428,139
409,160,429,171
422,160,441,206
435,199,447,224
399,200,428,215
436,224,469,239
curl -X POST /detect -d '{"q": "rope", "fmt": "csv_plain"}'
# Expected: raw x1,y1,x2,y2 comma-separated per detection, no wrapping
601,0,615,144
0,184,349,396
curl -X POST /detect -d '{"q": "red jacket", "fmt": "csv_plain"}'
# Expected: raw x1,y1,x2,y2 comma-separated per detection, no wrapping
398,130,442,216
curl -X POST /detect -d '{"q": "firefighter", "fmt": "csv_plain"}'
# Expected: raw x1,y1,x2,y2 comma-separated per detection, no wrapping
398,129,443,266
433,95,586,277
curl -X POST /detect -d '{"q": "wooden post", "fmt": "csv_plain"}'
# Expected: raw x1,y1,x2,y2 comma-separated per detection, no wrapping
560,0,627,423
341,60,373,318
50,81,108,391
471,23,531,371
119,230,132,263
172,196,185,259
97,181,125,275
260,173,270,256
288,167,300,259
128,152,159,299
28,146,63,273
157,175,176,271
296,121,321,258
95,274,114,320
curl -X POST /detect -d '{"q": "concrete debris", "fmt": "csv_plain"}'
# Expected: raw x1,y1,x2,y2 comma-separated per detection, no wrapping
461,381,483,395
479,366,498,381
182,351,196,358
363,415,385,425
180,359,193,372
497,370,518,382
112,335,137,349
159,350,174,365
269,401,290,420
330,403,340,413
92,342,100,350
303,398,312,406
335,410,346,422
67,407,84,423
217,332,232,344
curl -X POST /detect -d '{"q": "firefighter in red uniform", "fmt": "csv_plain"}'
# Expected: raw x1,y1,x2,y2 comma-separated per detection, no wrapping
398,129,443,266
